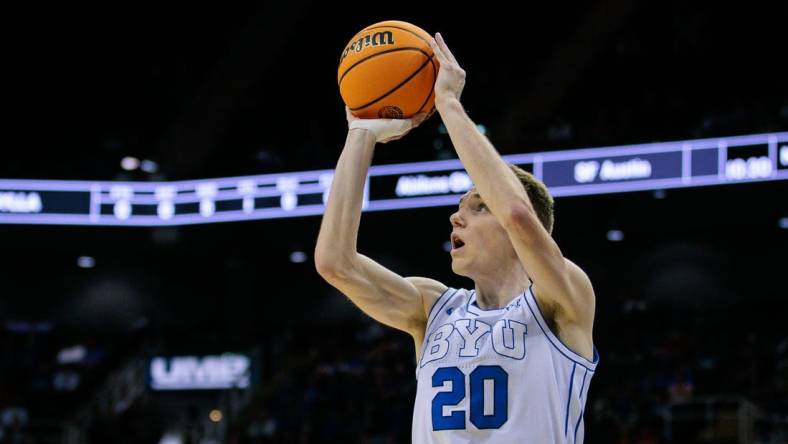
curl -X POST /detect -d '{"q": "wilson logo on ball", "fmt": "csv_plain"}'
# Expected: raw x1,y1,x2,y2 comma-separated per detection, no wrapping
340,31,395,64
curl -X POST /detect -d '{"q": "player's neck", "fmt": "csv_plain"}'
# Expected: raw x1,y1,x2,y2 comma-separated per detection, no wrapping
473,268,531,310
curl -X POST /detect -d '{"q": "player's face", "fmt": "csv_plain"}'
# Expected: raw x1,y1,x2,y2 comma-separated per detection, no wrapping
448,189,516,277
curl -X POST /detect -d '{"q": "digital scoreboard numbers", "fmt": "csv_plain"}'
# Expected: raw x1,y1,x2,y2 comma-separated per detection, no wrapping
88,171,343,226
722,139,772,181
1,132,786,226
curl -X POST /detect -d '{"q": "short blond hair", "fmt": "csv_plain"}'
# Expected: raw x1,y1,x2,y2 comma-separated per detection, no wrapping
508,164,554,234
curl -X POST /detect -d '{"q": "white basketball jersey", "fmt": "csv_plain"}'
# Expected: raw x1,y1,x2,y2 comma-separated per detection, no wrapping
412,286,599,444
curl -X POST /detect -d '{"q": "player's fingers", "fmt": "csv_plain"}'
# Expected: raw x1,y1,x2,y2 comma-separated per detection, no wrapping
436,33,459,66
429,38,449,65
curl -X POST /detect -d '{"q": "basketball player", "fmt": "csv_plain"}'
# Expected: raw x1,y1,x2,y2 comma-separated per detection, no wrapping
315,33,598,443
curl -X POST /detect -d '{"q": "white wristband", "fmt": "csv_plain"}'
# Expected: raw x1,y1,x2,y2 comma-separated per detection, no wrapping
350,118,413,143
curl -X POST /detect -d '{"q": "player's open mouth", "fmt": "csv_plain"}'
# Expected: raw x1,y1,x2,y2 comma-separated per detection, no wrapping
450,233,465,251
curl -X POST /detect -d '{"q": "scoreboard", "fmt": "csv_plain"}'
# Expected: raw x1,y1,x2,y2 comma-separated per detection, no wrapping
1,132,786,226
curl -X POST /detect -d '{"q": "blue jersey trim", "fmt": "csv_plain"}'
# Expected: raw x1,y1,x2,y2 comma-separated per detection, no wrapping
573,407,585,443
467,289,527,315
523,288,599,372
466,290,480,316
578,368,589,401
418,288,458,378
573,368,590,442
563,363,576,437
425,287,458,331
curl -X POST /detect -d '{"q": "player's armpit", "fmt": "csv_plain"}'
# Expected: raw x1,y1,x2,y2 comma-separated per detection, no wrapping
316,253,446,337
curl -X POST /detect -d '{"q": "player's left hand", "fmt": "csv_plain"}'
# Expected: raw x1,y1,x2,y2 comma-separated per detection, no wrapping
346,106,429,144
430,32,466,105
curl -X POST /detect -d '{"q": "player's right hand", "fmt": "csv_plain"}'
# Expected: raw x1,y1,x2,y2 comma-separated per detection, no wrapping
429,33,466,106
346,106,429,144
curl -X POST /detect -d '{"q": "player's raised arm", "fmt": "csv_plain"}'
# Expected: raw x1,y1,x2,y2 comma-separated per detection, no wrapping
430,33,595,328
314,108,446,339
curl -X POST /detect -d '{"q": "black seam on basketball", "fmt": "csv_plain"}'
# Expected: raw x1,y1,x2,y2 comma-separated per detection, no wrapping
360,24,433,49
349,54,433,112
338,47,427,87
417,55,437,114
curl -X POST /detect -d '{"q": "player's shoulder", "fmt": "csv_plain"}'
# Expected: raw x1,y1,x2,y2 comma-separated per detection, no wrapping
532,258,595,321
563,258,594,295
550,257,596,325
405,276,450,316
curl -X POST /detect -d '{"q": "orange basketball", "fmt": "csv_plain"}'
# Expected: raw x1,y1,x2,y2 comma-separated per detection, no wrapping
338,21,438,119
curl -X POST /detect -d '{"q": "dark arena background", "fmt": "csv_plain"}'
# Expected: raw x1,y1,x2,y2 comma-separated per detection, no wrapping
2,2,787,443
